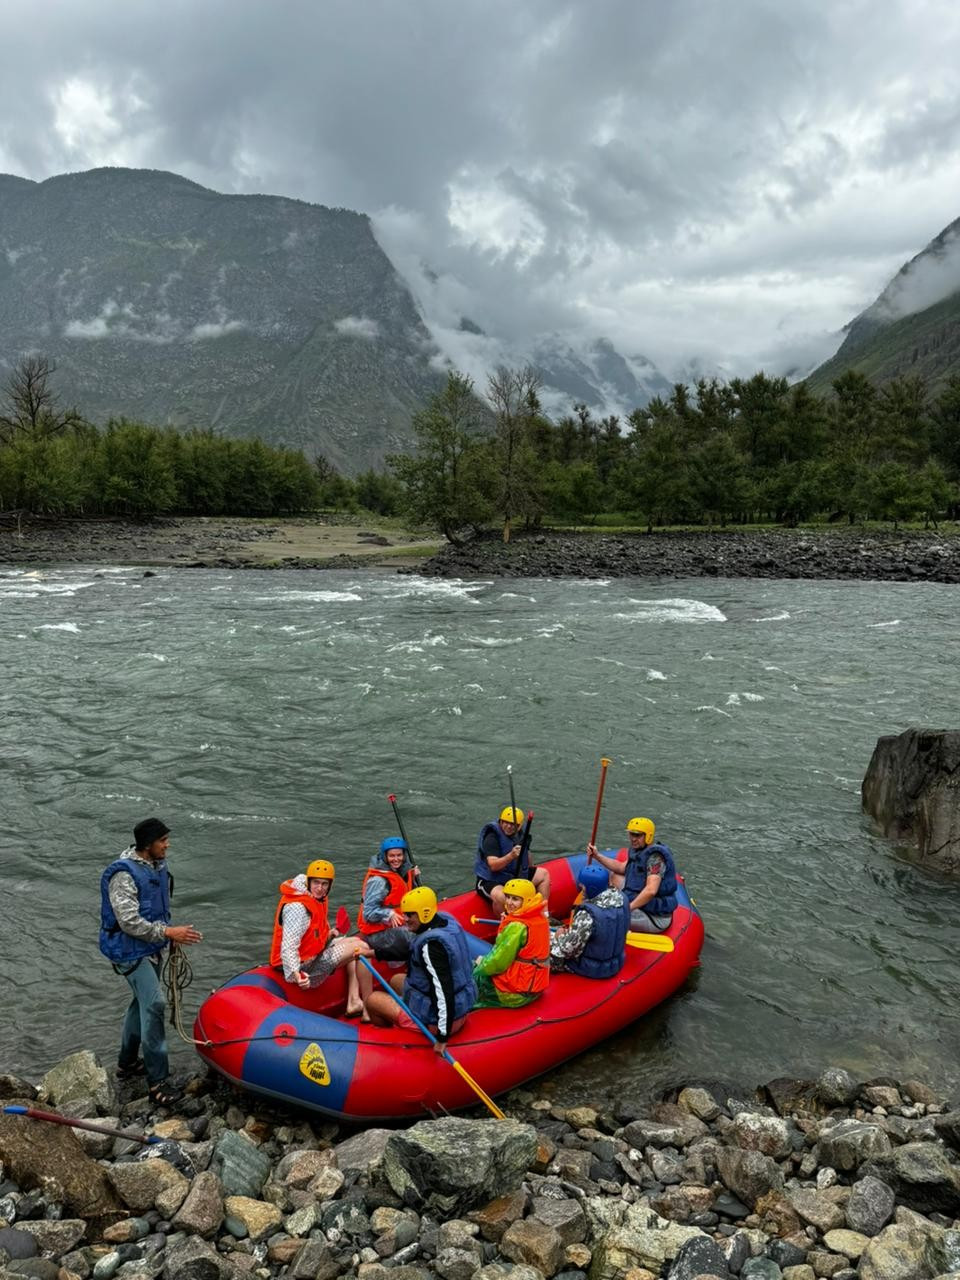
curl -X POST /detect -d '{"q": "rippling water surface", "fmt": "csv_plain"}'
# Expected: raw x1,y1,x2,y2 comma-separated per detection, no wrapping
1,563,959,1103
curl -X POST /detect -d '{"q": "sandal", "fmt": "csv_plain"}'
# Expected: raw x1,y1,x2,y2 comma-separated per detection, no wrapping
116,1060,146,1080
148,1081,183,1107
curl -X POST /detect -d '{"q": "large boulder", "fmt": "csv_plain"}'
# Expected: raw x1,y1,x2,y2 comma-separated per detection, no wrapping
817,1118,892,1172
862,1142,960,1216
382,1117,537,1217
0,1108,125,1228
37,1051,117,1114
862,728,960,875
716,1146,784,1209
208,1129,273,1198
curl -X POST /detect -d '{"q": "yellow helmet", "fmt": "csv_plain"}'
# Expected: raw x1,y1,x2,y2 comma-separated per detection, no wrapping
305,858,335,883
401,885,438,924
499,806,524,826
626,817,655,842
503,878,537,906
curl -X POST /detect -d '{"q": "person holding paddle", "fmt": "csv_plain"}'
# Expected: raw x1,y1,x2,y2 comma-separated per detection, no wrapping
589,817,679,933
472,878,550,1008
474,805,550,916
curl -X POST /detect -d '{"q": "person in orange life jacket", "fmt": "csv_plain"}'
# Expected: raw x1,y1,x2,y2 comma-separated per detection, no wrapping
363,886,476,1053
550,864,631,977
356,837,419,1007
99,817,202,1107
472,878,550,1008
474,805,551,917
270,858,371,1016
588,816,679,934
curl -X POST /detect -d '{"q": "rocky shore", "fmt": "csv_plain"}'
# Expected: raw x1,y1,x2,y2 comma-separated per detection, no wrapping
416,529,960,583
1,1054,958,1280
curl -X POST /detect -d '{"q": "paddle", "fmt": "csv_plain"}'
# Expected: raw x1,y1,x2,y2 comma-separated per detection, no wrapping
2,1104,163,1146
357,956,505,1119
469,915,673,952
586,757,612,862
506,764,519,827
517,809,534,877
335,906,351,935
387,793,422,887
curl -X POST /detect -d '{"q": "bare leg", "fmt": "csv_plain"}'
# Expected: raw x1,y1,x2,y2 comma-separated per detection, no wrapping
344,958,362,1017
533,866,551,908
489,885,506,916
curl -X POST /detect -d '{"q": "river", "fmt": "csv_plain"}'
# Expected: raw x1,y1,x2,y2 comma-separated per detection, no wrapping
1,564,958,1104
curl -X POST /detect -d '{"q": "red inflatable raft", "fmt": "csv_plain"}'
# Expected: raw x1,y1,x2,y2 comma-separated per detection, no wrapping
194,852,703,1121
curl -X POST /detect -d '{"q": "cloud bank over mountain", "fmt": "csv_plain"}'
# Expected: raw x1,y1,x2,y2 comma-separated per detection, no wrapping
1,0,960,384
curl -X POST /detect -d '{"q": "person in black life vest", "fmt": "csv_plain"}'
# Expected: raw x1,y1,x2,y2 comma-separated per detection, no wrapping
550,864,631,976
474,804,551,917
363,886,476,1054
99,817,202,1107
588,816,679,933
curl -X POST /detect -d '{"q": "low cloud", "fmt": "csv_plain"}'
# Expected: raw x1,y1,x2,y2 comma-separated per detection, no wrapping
188,319,245,340
871,223,960,322
333,315,379,340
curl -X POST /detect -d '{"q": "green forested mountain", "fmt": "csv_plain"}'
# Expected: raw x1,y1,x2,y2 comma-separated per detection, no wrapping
808,217,960,395
0,168,447,471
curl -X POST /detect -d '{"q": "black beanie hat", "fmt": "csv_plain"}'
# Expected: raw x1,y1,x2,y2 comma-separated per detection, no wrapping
134,817,171,849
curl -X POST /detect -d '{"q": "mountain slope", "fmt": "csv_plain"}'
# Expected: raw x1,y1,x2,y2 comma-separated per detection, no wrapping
807,217,960,395
0,167,447,470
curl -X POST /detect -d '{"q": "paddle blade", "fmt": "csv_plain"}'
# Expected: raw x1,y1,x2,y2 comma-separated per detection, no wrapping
336,906,351,934
626,931,674,953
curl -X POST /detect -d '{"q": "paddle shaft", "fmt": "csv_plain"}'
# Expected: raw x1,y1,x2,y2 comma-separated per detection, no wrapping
470,916,673,951
518,810,533,877
357,956,505,1119
387,794,421,887
587,758,612,860
507,765,518,825
2,1105,161,1145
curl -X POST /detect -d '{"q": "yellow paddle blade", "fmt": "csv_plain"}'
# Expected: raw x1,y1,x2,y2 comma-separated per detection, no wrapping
450,1058,506,1119
626,931,674,953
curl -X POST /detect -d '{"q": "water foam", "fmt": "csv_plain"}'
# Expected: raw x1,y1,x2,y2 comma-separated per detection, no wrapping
646,669,667,681
869,620,902,628
36,621,81,633
264,590,362,603
752,611,790,622
615,597,726,623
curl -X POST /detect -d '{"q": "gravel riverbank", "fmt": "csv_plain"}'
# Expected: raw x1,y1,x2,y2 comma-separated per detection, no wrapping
1,1053,958,1280
416,529,960,583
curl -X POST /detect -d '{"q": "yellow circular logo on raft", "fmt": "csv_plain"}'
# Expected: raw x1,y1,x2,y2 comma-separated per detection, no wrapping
298,1043,331,1086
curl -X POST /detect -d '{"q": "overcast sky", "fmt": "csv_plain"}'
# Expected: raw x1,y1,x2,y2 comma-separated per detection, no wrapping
1,0,959,381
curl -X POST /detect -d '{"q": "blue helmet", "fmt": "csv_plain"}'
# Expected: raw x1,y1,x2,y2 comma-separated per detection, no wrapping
380,836,408,857
577,864,609,899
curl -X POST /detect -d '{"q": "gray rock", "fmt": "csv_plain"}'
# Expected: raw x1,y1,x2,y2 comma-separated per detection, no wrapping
10,1219,86,1257
934,1113,960,1154
91,1251,121,1279
287,1238,339,1280
742,1260,783,1280
333,1127,392,1180
0,1226,39,1260
863,1142,960,1215
170,1170,223,1237
434,1245,482,1280
2,1260,61,1280
382,1117,538,1217
530,1198,587,1246
859,1221,936,1280
862,728,960,875
0,1074,38,1102
733,1113,793,1160
668,1234,733,1280
37,1051,116,1115
716,1147,784,1209
846,1176,896,1236
162,1233,234,1280
817,1069,859,1109
678,1088,722,1123
787,1188,846,1234
817,1119,892,1172
106,1158,187,1214
621,1114,709,1149
925,1229,960,1275
500,1217,563,1275
208,1130,272,1199
723,1230,753,1273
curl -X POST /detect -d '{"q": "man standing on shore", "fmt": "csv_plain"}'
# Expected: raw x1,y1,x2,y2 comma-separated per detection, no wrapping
99,818,202,1106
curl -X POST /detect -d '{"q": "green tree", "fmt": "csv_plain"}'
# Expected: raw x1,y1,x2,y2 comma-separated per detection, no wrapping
487,365,543,541
389,371,493,544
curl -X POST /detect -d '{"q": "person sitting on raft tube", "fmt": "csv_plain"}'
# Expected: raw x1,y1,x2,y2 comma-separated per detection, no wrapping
549,864,631,977
473,878,550,1008
588,817,679,934
357,836,419,942
474,805,551,916
363,886,476,1051
270,858,370,1016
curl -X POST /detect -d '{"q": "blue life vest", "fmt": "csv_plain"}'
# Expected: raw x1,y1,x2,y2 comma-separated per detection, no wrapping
473,821,517,886
99,855,171,965
405,913,477,1027
567,894,631,980
624,842,678,917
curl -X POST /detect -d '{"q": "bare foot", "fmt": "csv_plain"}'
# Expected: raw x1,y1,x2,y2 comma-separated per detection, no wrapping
345,999,364,1018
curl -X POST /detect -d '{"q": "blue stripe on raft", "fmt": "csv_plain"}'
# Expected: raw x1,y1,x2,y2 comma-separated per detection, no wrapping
465,934,492,961
218,971,288,999
242,1007,359,1115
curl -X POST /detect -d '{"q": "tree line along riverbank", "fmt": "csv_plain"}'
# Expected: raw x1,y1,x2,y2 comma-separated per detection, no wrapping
0,1051,958,1280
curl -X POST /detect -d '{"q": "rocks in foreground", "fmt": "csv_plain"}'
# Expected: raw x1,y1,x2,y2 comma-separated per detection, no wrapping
0,1057,957,1280
862,729,960,877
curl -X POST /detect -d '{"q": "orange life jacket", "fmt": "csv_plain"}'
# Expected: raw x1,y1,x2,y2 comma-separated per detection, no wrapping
493,896,550,995
269,879,330,969
357,866,415,935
